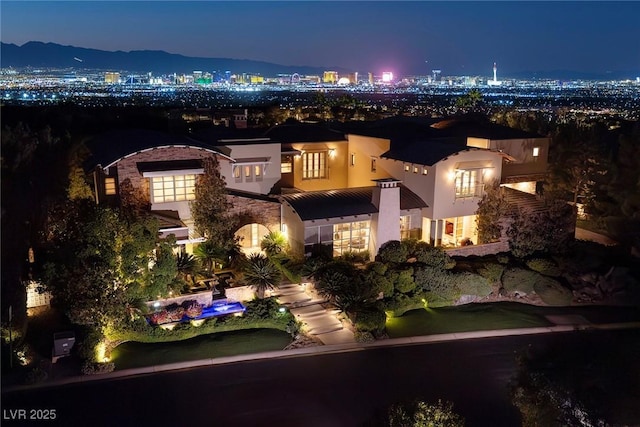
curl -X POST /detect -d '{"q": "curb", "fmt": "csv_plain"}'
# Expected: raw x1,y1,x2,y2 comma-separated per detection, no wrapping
3,321,639,393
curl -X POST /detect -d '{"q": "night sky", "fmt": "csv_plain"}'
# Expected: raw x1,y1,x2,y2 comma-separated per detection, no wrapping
2,1,639,76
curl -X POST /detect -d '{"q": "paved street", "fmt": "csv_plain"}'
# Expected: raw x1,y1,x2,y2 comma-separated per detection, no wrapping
3,329,639,427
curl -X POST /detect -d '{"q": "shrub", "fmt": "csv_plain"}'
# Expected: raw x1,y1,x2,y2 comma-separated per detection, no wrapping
415,267,460,307
382,293,428,317
377,240,407,264
526,258,562,277
477,263,505,284
392,268,416,294
340,250,370,264
354,308,387,333
388,399,465,427
409,241,456,269
81,361,115,375
364,263,393,296
502,268,538,295
533,278,573,306
497,254,510,264
244,297,281,320
354,331,376,343
454,272,492,297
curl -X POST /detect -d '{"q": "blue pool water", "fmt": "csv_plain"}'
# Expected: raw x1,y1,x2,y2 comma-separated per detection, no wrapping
147,300,246,325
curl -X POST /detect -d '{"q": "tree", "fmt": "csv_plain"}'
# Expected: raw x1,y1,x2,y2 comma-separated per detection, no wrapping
260,230,288,256
41,202,161,327
242,253,282,299
66,142,94,201
475,180,510,244
387,399,465,427
190,156,235,248
193,240,228,273
456,88,483,112
546,123,609,206
176,252,198,286
507,200,576,258
314,260,378,313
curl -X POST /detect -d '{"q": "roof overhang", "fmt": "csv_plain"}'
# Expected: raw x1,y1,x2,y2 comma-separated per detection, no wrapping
454,160,495,171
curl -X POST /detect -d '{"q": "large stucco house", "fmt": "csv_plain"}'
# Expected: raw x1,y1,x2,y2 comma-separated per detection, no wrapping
85,116,549,258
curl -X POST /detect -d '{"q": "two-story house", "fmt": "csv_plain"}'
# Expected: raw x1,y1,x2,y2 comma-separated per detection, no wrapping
85,116,550,259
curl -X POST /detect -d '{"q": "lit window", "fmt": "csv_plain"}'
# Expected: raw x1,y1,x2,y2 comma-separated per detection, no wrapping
244,166,251,178
281,161,292,173
151,175,196,203
455,170,481,198
422,167,428,175
233,166,241,178
302,151,327,179
413,166,419,174
404,164,410,172
105,177,116,195
400,215,411,240
254,165,262,177
371,158,377,172
533,147,540,157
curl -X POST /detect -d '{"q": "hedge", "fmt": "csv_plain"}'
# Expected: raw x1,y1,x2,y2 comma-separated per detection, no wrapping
526,258,562,277
502,268,538,295
533,278,573,306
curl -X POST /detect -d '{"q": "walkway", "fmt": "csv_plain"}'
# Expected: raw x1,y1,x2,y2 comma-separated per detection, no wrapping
273,281,356,345
575,227,617,246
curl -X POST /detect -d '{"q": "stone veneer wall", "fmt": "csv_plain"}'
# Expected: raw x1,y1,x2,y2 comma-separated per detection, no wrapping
225,286,256,302
116,146,215,198
145,290,213,311
445,241,509,257
226,194,281,231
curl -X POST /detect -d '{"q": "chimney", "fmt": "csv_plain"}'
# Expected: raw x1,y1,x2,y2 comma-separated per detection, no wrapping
371,178,401,256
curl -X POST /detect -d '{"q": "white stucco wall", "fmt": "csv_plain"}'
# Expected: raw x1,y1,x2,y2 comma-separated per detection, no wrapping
221,143,282,195
431,149,503,220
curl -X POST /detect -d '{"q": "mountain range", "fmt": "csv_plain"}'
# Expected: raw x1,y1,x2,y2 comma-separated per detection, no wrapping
0,41,345,76
1,41,638,80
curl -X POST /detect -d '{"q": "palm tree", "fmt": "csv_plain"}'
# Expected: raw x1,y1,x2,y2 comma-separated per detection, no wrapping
193,241,226,274
260,230,288,257
242,253,282,298
175,252,198,286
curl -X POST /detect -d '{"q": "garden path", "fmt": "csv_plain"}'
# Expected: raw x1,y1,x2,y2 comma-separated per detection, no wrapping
273,282,356,345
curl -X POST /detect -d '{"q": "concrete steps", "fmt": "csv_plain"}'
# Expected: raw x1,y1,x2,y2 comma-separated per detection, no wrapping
309,325,344,335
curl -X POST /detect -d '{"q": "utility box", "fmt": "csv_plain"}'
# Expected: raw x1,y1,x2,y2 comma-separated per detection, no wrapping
52,331,75,362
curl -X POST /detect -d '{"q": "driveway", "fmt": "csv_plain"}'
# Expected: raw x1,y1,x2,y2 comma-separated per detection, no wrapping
273,281,355,345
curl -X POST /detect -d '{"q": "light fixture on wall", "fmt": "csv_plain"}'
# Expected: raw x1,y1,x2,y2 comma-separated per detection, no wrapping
328,148,336,158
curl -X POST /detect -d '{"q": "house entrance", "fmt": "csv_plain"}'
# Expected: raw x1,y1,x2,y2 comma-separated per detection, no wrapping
235,223,269,255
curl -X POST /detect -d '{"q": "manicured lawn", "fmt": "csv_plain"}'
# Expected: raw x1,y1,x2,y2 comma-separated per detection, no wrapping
110,328,292,370
385,302,640,338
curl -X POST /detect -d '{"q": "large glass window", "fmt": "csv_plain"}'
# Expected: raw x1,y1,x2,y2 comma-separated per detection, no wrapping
455,170,481,198
151,175,196,203
302,151,327,179
400,215,411,240
304,221,370,256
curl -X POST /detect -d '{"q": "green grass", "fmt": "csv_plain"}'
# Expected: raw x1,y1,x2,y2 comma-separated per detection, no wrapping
110,328,292,370
385,302,640,338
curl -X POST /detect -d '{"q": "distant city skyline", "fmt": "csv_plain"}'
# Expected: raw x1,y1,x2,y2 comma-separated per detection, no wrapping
2,1,639,76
